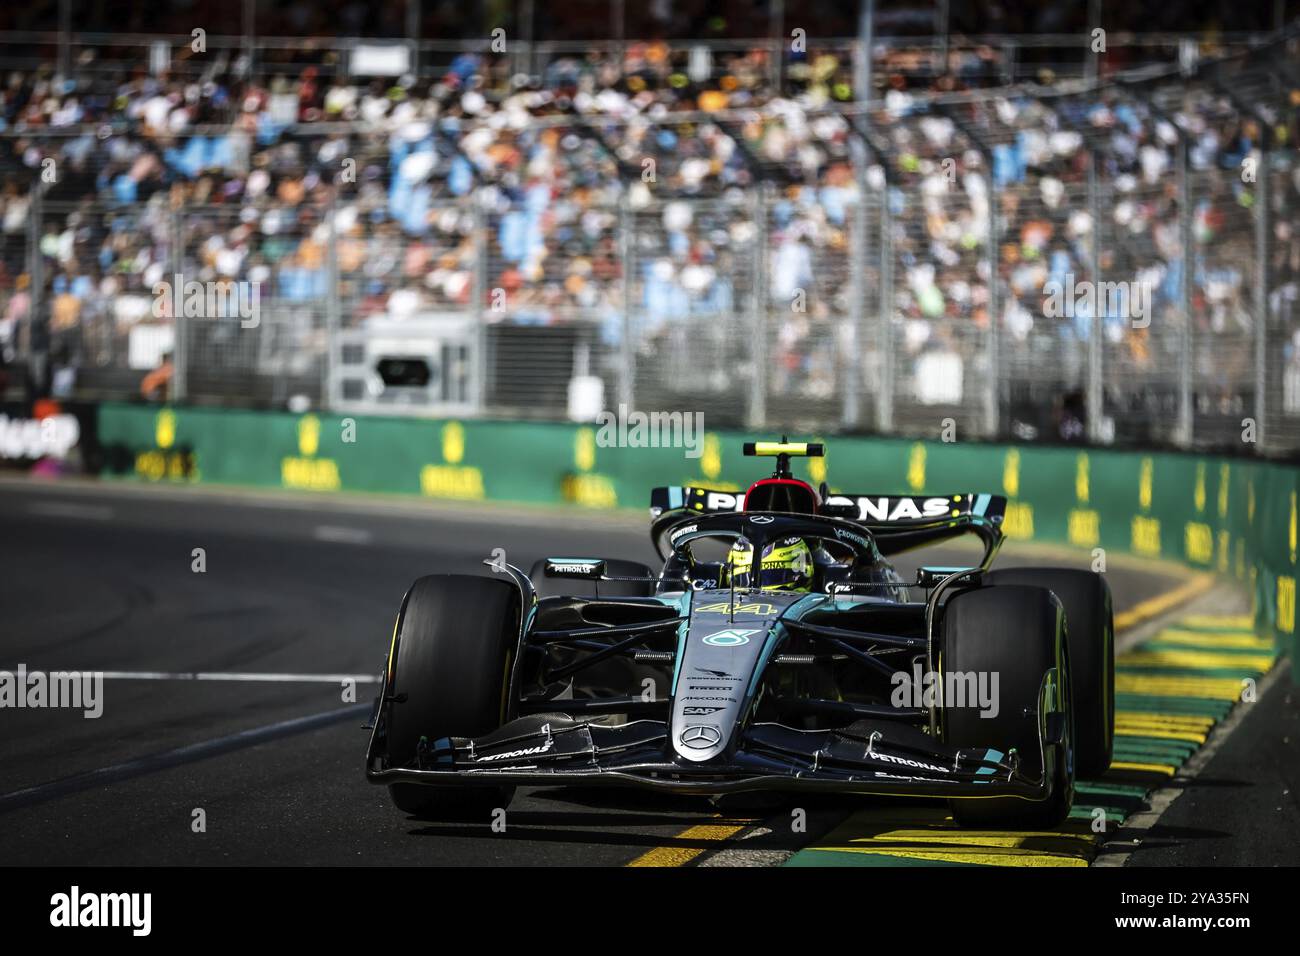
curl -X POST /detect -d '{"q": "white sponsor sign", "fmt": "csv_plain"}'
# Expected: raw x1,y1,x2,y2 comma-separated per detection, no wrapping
0,413,80,460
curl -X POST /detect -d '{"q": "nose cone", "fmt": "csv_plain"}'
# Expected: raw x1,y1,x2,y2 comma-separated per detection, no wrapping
670,589,804,763
674,722,727,762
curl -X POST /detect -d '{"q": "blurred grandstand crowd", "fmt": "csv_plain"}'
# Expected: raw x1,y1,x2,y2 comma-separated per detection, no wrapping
0,0,1298,445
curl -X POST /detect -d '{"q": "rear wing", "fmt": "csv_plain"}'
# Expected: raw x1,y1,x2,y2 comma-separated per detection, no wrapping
823,493,1006,564
649,488,1005,524
820,493,1006,526
649,487,1006,563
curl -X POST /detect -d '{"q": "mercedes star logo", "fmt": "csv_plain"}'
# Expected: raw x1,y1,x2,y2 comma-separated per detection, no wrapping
679,725,723,749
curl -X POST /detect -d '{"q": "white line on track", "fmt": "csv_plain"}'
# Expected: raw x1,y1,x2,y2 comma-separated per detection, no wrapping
0,703,370,813
27,501,114,521
312,524,374,545
93,670,380,684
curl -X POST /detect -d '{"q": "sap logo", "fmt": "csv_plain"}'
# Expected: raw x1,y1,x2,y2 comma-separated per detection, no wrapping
828,496,952,522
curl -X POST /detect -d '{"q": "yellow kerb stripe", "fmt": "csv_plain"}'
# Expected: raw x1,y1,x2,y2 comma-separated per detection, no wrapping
626,822,750,867
1113,574,1215,631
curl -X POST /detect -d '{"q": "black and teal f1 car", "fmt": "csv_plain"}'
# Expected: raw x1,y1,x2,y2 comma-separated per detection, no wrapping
365,441,1114,827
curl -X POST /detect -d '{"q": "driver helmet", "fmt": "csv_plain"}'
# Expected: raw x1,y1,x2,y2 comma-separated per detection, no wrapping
724,536,813,592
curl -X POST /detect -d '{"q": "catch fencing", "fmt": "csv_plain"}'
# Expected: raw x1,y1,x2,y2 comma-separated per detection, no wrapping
3,35,1298,455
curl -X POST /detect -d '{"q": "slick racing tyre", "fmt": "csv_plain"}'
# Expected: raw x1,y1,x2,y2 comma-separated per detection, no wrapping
986,567,1114,778
384,575,519,821
528,557,657,598
941,585,1074,829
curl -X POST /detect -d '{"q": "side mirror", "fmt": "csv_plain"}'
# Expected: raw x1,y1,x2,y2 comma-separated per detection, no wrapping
543,558,608,580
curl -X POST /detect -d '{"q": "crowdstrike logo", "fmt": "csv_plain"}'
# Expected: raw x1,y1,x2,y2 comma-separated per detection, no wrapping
50,886,151,936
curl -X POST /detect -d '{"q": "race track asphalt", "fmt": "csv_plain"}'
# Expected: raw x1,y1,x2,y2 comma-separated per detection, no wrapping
0,478,1274,866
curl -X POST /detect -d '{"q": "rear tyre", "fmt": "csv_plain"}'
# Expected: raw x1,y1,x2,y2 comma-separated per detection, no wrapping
384,575,519,821
942,585,1073,829
528,557,657,598
986,567,1113,778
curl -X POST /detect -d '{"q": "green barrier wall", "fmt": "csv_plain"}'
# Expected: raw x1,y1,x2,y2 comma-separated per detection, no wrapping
98,403,1298,669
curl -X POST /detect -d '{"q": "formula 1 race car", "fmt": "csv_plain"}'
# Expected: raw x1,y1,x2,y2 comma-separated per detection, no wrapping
365,441,1114,828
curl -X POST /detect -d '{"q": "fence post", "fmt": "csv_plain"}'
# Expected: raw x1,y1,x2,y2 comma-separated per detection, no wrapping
242,0,256,77
323,187,340,412
768,0,784,93
170,202,187,403
843,146,868,429
1086,149,1104,444
24,182,44,395
406,0,421,77
747,184,769,429
984,176,1002,438
618,190,634,411
1254,139,1271,450
1176,138,1194,448
875,184,894,434
473,203,489,413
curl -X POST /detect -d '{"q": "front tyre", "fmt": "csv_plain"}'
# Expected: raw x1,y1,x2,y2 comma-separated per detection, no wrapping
941,585,1074,829
384,575,520,821
986,567,1114,778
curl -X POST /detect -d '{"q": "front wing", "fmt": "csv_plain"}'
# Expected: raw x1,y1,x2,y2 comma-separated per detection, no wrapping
366,713,1058,802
